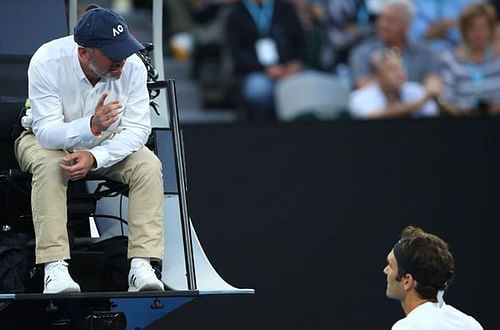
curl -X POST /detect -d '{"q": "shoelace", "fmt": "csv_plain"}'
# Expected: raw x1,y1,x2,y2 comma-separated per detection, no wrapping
45,261,69,289
130,262,156,287
46,260,69,271
46,260,70,280
132,260,155,273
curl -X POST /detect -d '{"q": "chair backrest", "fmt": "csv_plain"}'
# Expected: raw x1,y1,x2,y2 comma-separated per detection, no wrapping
0,0,67,56
275,71,350,121
0,0,67,170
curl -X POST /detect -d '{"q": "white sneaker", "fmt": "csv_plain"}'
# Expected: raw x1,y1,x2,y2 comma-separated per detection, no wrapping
128,258,164,292
43,260,81,294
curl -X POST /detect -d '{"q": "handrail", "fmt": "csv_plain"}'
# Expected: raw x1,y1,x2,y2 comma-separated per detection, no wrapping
166,79,197,290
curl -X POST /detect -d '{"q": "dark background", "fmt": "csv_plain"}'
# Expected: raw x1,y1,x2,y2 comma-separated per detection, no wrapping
152,118,498,329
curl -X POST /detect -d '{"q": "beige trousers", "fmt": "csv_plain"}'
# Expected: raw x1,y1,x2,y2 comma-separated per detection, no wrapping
15,132,164,264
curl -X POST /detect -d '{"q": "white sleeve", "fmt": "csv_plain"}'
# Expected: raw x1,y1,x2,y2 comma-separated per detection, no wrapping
88,61,151,169
420,100,438,117
403,82,437,117
467,316,484,330
29,57,97,150
349,89,375,119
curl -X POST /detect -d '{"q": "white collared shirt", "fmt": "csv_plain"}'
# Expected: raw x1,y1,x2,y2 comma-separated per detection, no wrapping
349,82,438,119
23,35,150,169
392,302,483,330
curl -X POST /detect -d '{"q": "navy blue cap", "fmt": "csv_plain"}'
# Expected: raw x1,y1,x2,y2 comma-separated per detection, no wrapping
74,7,144,60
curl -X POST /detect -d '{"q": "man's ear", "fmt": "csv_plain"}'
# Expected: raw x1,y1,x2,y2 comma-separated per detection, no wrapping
78,47,89,61
402,274,416,291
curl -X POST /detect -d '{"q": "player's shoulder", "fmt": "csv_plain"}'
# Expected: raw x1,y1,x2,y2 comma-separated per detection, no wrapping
442,304,483,330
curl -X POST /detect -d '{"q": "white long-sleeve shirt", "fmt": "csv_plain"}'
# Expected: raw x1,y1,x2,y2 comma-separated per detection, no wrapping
23,35,151,169
349,82,438,119
392,302,483,330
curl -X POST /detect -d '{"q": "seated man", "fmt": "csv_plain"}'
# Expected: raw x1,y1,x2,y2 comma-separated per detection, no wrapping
225,0,306,120
349,50,439,119
15,7,165,293
384,226,483,329
349,0,439,89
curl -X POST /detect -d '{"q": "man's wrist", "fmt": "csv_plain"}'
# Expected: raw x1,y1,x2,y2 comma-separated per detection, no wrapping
90,116,101,137
86,150,97,169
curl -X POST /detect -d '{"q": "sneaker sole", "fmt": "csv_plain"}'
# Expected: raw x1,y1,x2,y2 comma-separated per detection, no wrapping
128,282,165,292
43,286,81,294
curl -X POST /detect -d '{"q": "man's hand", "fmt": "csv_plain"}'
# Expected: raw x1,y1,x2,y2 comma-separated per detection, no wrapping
424,75,442,99
425,19,456,39
487,103,500,115
60,151,96,181
283,61,302,77
266,64,287,80
92,92,121,133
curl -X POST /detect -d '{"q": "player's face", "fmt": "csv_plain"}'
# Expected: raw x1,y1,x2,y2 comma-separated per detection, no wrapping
87,48,125,81
384,250,405,301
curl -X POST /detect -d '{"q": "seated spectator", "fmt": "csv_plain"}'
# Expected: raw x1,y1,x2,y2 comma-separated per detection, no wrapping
288,0,328,70
409,0,480,51
319,0,375,68
226,0,306,120
438,3,500,116
349,50,439,119
349,0,439,89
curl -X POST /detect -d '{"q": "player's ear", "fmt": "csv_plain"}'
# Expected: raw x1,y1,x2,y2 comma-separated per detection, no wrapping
403,273,416,291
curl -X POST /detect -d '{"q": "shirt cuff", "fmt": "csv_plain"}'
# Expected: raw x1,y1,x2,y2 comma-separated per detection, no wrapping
88,145,109,170
70,115,98,144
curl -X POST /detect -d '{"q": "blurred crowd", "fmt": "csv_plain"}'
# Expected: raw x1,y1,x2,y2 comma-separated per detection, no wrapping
144,0,500,121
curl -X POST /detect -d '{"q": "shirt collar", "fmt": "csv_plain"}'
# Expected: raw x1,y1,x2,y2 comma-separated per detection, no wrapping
407,301,440,318
72,42,88,82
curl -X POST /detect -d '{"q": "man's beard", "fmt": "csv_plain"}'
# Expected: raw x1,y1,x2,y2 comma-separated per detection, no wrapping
88,58,118,81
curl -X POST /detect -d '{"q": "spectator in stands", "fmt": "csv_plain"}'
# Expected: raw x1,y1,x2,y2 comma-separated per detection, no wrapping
384,226,483,329
288,0,327,70
438,3,500,116
349,0,439,89
320,0,374,68
165,0,194,37
409,0,479,51
226,0,306,120
16,7,165,293
349,49,439,119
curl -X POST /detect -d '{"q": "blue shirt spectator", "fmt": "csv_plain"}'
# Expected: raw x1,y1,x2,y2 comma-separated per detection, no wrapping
226,0,306,120
437,3,500,116
409,0,480,51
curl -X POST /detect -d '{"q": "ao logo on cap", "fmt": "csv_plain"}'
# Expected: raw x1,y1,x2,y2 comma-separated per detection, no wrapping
113,24,124,37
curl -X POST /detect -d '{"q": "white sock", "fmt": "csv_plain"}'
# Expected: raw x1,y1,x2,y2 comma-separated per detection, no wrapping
131,257,150,268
